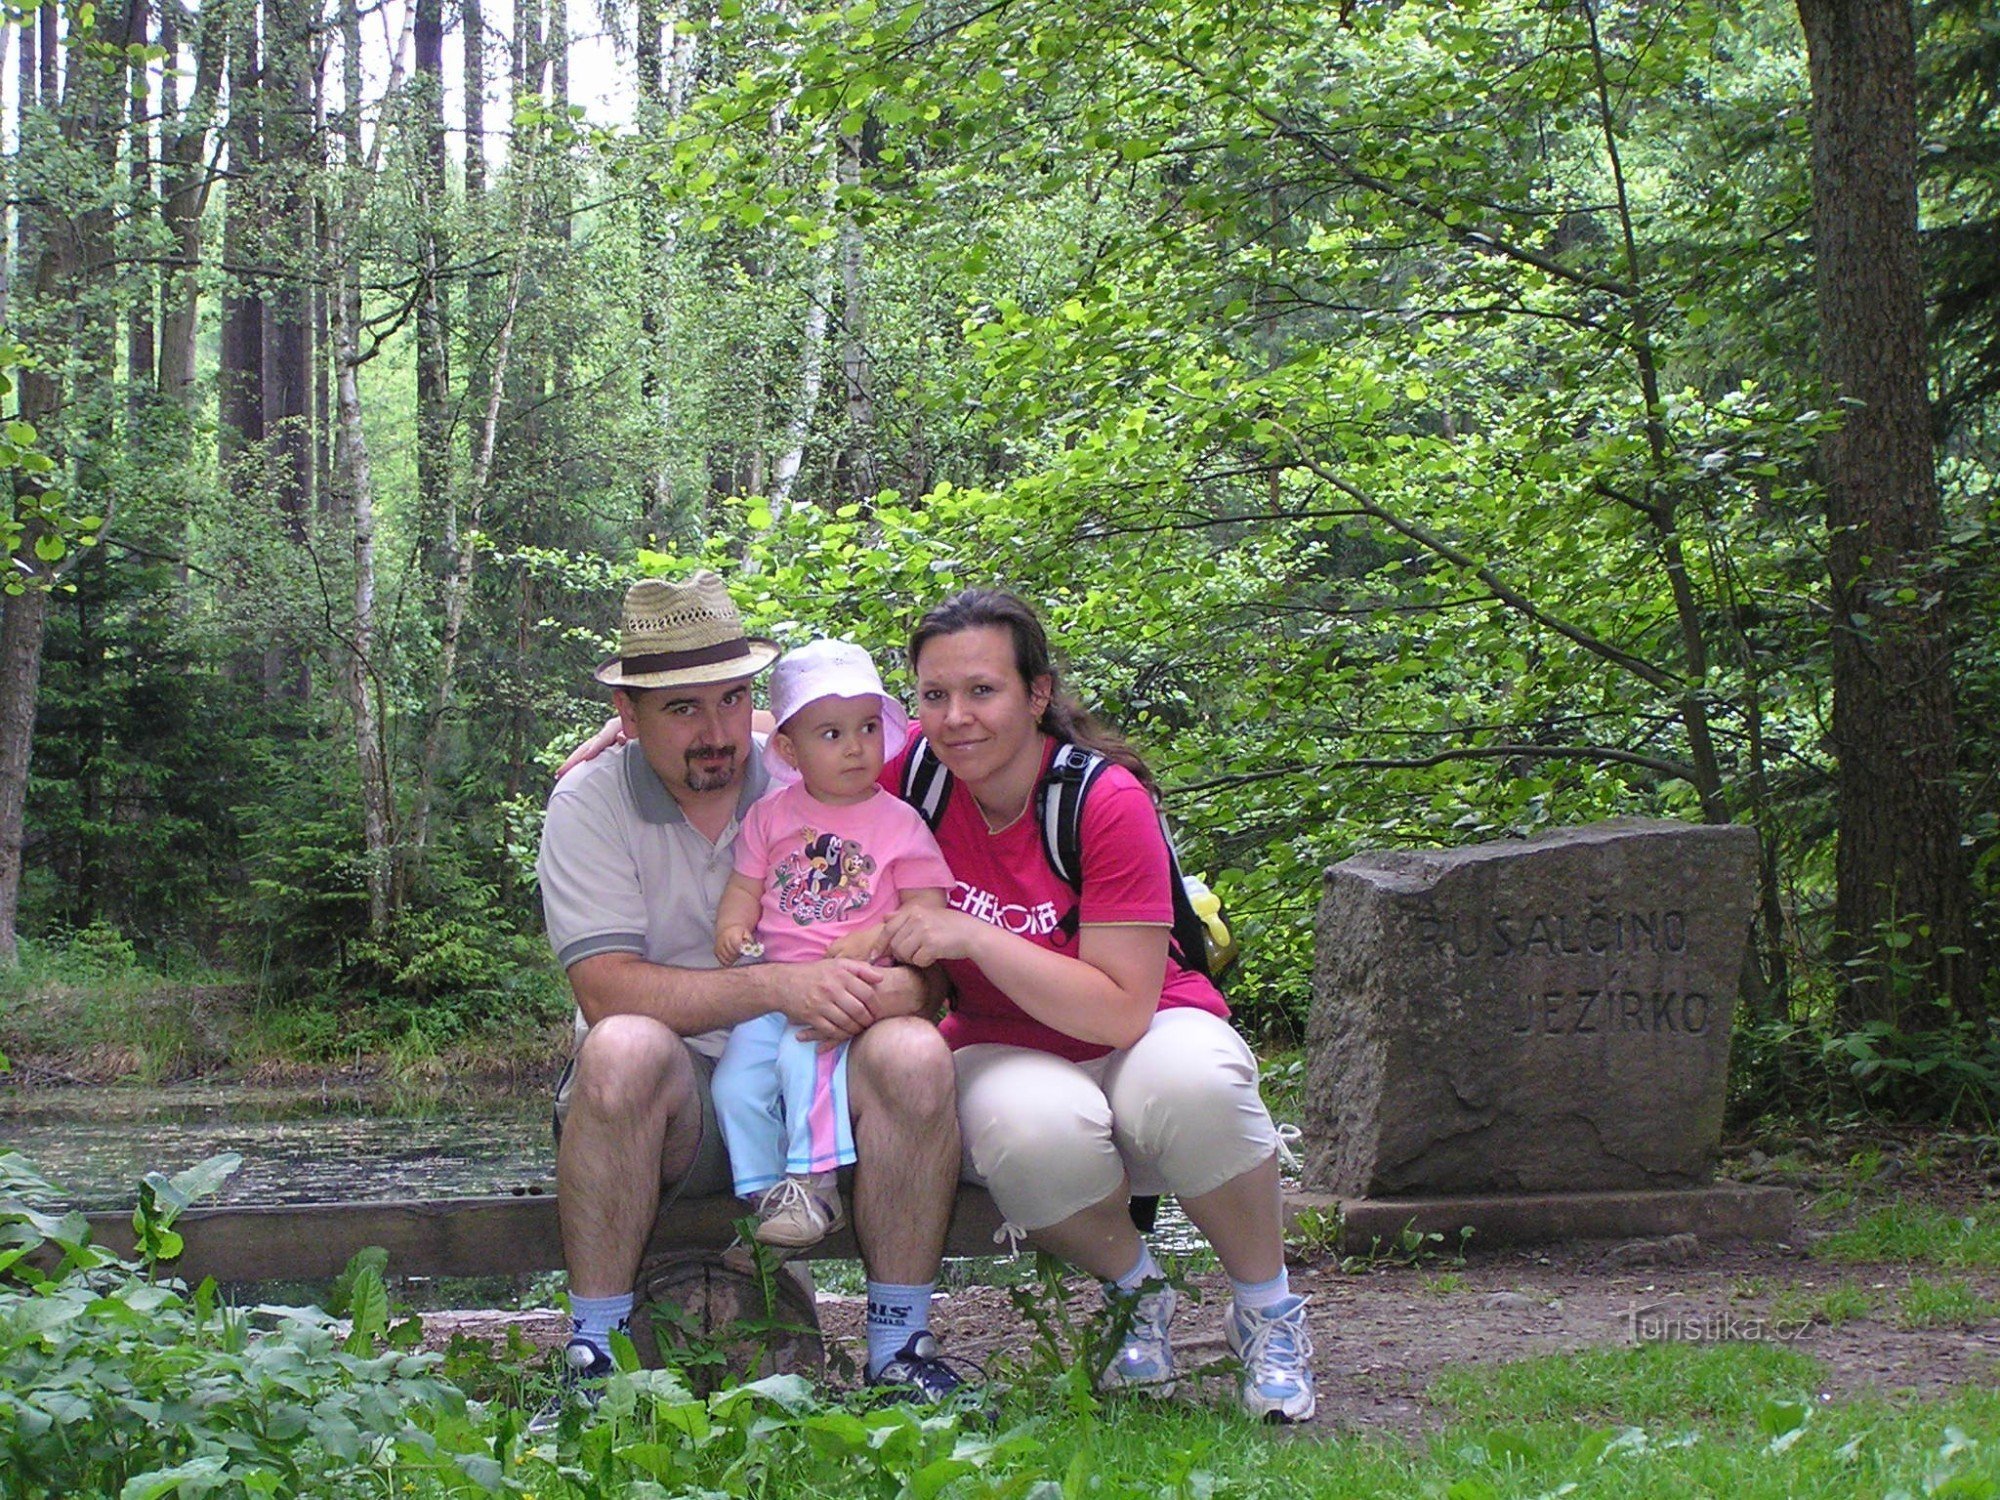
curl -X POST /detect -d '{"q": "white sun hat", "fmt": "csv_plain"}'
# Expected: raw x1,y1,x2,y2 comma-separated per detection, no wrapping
762,638,911,782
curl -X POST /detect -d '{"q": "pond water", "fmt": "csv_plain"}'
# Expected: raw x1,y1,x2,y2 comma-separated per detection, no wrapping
0,1081,1218,1273
0,1082,554,1212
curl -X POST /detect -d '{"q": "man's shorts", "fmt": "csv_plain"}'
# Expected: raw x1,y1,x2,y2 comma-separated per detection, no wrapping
551,1040,734,1207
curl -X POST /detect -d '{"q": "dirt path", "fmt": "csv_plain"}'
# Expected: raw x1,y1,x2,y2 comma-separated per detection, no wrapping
810,1236,2000,1433
448,1230,2000,1433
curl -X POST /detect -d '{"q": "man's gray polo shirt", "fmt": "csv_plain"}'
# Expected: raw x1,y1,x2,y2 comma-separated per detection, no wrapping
538,740,770,1060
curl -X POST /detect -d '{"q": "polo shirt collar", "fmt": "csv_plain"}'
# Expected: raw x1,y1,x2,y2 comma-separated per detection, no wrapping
623,740,771,825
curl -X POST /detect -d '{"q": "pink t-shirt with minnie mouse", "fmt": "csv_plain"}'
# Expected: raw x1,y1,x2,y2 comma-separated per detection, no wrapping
733,781,954,963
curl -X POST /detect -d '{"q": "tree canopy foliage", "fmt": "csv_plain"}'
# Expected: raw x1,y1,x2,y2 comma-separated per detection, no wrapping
1,0,1994,1110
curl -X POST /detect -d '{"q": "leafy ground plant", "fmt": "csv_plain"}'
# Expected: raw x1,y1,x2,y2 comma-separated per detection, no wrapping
0,1151,499,1498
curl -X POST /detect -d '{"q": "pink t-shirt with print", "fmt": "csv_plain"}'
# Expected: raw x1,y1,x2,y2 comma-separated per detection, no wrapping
882,740,1230,1062
734,781,954,965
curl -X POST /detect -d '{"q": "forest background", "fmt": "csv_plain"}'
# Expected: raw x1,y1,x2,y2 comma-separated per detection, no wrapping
0,0,1995,1122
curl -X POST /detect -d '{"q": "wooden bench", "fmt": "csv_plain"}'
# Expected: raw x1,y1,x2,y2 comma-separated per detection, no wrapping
79,1183,1794,1283
81,1185,1012,1283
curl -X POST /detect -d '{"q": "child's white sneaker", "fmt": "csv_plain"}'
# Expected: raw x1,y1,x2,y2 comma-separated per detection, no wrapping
753,1172,844,1249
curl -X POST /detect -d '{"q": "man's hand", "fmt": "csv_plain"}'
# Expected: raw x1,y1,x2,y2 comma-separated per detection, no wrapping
776,957,890,1043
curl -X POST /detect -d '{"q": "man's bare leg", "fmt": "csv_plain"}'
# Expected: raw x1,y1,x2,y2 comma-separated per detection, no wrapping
844,1015,958,1285
556,1014,702,1298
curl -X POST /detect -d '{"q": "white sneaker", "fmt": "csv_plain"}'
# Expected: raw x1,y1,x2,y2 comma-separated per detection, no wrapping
1099,1282,1178,1394
1225,1294,1316,1423
753,1173,844,1248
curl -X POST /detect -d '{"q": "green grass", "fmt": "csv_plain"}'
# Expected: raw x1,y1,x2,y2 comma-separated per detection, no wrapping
1431,1340,1824,1428
1900,1275,2000,1329
1815,1204,2000,1267
0,928,572,1086
1768,1279,1879,1328
483,1343,2000,1500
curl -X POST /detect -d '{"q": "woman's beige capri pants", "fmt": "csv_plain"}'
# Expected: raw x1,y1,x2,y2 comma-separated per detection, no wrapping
953,1006,1279,1232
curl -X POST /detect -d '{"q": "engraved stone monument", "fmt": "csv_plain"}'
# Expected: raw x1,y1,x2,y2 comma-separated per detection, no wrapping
1304,818,1759,1198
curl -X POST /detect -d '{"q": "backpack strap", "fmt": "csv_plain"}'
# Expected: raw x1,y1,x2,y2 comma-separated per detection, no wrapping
899,733,953,832
1038,743,1218,984
1160,820,1222,983
1038,742,1110,887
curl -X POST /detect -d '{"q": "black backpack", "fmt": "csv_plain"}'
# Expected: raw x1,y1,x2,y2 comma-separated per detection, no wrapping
899,736,1226,983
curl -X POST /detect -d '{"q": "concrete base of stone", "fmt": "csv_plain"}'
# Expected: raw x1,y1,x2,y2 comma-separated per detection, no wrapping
1284,1181,1794,1253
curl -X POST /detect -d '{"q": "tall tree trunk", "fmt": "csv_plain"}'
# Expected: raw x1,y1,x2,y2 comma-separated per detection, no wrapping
37,2,56,105
546,0,572,403
771,152,838,506
158,0,224,410
835,124,877,505
1797,0,1975,1026
219,0,266,473
126,0,156,442
636,0,670,532
262,0,315,529
0,22,13,335
414,0,450,551
410,211,529,869
464,0,485,202
332,0,392,937
0,587,48,963
0,3,123,960
261,0,316,699
460,0,488,452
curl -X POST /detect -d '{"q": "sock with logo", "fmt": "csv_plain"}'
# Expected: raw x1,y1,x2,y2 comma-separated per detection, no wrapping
865,1280,935,1376
569,1291,636,1357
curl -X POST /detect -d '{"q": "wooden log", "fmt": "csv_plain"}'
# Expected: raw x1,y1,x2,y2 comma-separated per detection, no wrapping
76,1180,1794,1286
82,1185,1011,1283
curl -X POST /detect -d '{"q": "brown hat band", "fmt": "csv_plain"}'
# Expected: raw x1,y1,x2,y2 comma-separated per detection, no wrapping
618,637,761,675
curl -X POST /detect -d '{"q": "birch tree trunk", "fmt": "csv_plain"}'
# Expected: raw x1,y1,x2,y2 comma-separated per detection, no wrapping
770,150,838,507
835,125,877,506
409,210,529,866
331,0,392,936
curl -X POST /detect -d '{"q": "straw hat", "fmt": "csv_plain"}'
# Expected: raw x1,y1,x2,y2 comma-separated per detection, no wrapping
594,573,781,689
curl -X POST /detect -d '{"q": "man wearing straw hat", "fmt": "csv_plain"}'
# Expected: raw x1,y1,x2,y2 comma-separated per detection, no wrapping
537,572,965,1411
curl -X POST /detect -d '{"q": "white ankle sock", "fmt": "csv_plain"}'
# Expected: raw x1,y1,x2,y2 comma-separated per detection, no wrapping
1111,1245,1163,1293
1229,1269,1290,1315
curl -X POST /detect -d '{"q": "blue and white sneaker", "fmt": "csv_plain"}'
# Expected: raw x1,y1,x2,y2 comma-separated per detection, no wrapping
1099,1282,1178,1395
528,1337,615,1434
869,1332,979,1404
1224,1294,1316,1423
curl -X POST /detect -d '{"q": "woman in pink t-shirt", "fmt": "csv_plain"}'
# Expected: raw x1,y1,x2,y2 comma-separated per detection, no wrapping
878,589,1315,1424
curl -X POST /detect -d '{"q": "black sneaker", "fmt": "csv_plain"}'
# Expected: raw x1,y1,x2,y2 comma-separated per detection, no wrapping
867,1332,979,1404
528,1337,615,1434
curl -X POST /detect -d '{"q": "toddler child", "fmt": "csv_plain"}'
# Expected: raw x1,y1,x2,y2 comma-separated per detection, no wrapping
712,638,952,1249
